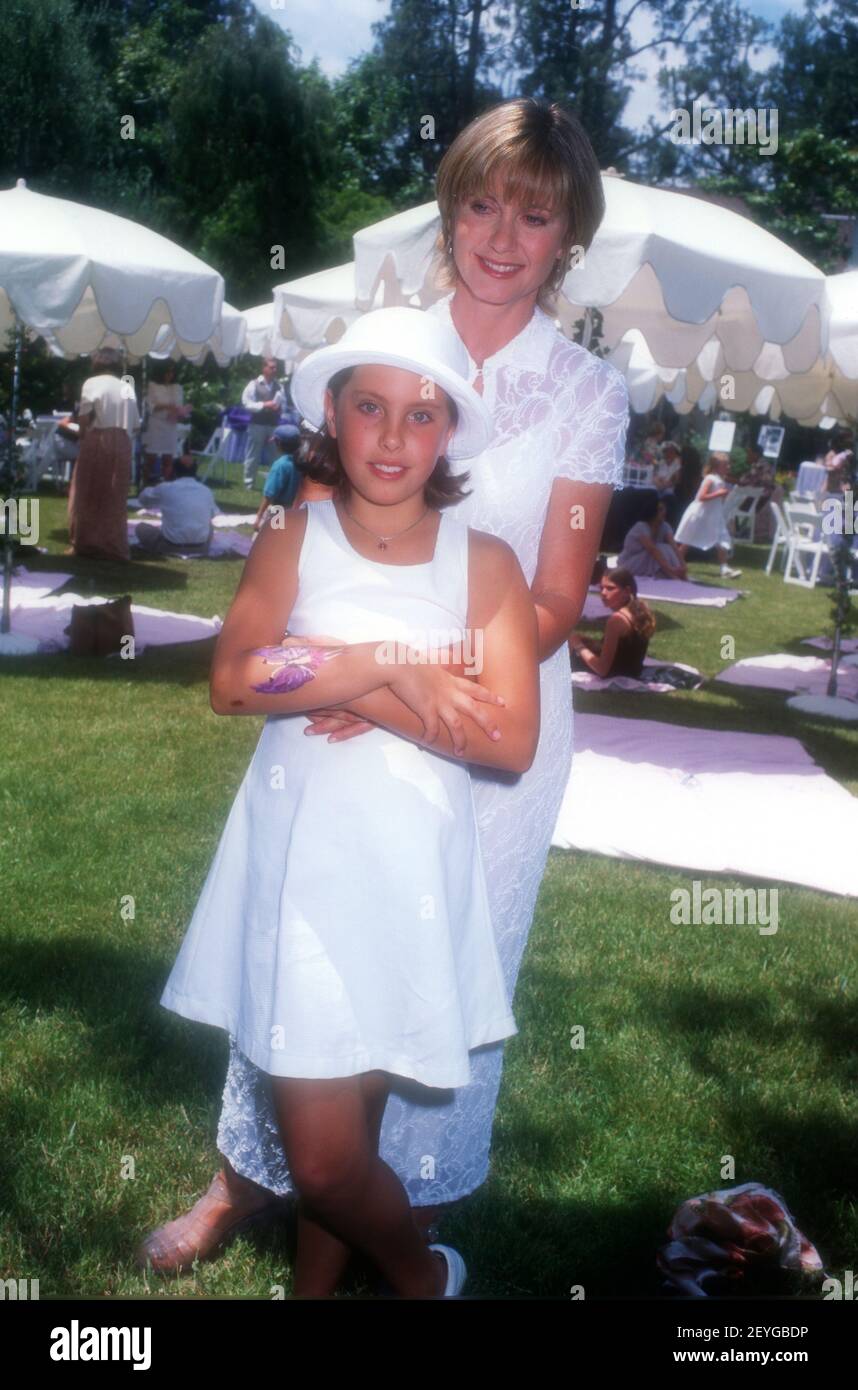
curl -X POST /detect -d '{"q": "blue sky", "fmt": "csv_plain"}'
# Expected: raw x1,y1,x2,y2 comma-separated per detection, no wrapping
258,0,809,130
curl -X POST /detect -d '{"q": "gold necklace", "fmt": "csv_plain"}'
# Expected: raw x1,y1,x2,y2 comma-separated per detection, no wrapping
341,501,432,551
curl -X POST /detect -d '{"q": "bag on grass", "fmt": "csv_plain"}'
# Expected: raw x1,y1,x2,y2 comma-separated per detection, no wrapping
65,595,134,657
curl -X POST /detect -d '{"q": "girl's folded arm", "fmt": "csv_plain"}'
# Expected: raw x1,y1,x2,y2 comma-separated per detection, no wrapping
209,510,391,717
346,533,541,774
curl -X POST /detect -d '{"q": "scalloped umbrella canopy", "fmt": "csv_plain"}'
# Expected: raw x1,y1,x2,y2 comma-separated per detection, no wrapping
273,261,385,352
243,301,300,362
145,301,248,366
352,179,828,372
645,271,858,424
46,303,249,367
0,179,224,354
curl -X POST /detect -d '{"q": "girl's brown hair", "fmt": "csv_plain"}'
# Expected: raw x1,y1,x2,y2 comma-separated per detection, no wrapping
605,566,657,640
433,98,606,313
296,367,472,509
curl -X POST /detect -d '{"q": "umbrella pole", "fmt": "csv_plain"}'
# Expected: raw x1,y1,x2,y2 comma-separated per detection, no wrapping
826,446,857,698
1,312,23,635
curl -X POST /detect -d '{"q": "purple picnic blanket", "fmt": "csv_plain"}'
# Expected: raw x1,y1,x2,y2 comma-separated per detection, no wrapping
583,577,743,620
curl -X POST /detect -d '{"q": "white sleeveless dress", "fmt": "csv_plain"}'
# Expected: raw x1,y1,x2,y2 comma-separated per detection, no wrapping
160,499,516,1089
215,294,629,1203
673,476,734,552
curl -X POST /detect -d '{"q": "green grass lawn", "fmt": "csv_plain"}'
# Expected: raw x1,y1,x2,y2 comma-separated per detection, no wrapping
1,473,856,1299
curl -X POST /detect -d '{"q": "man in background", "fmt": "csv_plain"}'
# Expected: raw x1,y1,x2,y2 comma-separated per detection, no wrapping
241,357,285,492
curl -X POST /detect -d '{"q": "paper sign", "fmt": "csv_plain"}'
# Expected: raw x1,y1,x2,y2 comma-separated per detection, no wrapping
709,419,736,452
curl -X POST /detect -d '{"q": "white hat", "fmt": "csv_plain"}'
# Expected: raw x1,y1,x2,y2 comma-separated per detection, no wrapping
290,306,493,460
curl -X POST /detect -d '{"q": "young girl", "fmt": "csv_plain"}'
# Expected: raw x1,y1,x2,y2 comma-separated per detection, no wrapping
157,306,540,1297
673,452,742,577
568,567,656,679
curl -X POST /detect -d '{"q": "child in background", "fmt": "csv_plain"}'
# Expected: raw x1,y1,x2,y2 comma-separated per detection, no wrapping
253,424,302,531
674,453,742,578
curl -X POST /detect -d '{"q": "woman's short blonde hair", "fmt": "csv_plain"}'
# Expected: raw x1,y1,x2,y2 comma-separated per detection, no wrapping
433,98,605,312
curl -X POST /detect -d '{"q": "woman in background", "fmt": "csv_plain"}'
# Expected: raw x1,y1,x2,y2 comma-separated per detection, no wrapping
617,495,687,580
66,347,140,562
142,360,188,487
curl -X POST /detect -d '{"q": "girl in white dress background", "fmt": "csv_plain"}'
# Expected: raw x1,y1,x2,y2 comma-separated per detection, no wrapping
141,97,630,1288
155,306,540,1296
674,453,742,578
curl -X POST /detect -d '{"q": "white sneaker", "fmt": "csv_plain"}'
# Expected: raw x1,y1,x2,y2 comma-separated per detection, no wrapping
429,1243,467,1296
721,566,742,578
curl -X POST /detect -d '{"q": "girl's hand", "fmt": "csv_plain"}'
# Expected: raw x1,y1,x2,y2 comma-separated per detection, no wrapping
386,655,505,757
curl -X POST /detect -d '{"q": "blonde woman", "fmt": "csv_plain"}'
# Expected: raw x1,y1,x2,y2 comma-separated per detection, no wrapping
140,97,629,1286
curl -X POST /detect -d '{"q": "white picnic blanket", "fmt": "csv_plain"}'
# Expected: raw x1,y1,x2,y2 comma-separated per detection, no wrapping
552,713,858,897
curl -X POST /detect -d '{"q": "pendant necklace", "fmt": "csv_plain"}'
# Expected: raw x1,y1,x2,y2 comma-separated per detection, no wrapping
341,502,431,551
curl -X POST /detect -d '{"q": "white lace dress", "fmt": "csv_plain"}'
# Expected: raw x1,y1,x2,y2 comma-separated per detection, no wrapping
215,292,629,1204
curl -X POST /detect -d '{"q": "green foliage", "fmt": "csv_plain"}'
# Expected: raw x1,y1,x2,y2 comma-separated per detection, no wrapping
0,0,116,195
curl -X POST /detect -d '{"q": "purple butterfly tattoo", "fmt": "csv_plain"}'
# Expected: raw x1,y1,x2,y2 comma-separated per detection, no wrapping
250,644,344,695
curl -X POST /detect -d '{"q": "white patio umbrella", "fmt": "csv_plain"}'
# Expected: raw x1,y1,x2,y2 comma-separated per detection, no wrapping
273,261,385,355
626,271,858,426
728,270,858,427
242,302,300,364
144,300,248,366
351,181,828,372
0,178,226,651
607,330,689,414
0,179,224,354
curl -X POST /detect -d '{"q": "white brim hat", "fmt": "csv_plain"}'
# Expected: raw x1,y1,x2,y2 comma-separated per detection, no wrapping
290,306,493,461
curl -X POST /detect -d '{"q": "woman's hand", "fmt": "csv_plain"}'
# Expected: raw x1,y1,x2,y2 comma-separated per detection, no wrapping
386,654,506,756
304,708,377,741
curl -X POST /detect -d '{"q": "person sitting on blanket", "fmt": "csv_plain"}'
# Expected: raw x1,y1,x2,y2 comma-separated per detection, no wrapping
133,451,221,555
617,496,688,580
568,567,656,679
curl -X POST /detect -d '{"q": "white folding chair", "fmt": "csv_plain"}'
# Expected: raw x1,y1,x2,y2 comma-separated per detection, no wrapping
730,486,766,540
783,499,828,588
765,500,790,574
623,461,654,488
721,484,745,530
199,424,229,486
24,418,61,489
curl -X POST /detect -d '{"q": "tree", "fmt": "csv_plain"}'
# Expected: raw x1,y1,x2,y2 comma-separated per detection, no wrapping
0,0,116,196
162,13,331,303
